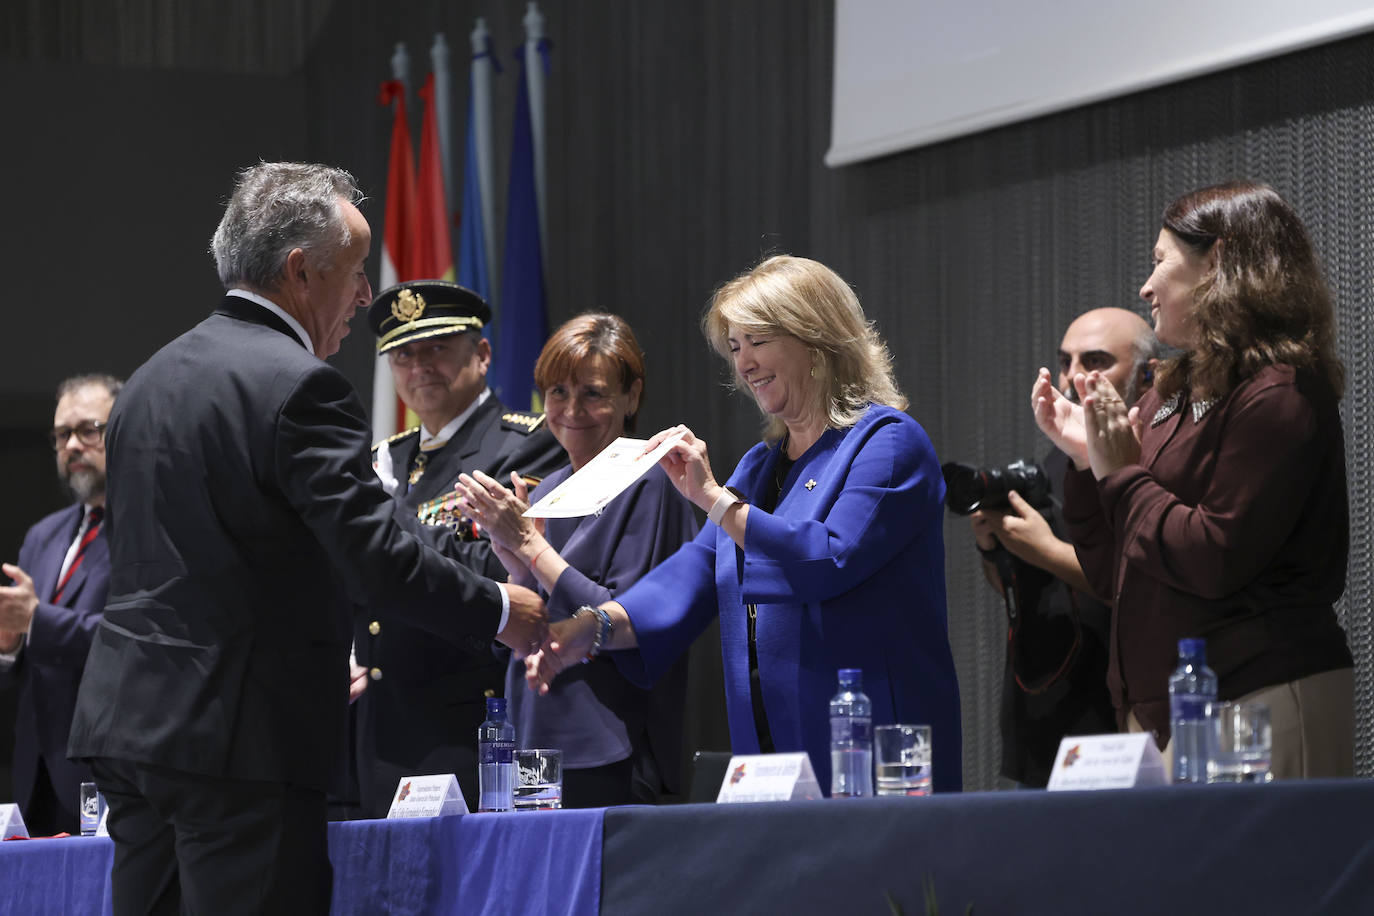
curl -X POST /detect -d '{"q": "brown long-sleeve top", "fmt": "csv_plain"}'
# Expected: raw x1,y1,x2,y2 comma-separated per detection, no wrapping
1062,363,1353,745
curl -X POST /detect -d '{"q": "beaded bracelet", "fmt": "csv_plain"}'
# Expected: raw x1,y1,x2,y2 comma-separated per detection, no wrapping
571,605,614,664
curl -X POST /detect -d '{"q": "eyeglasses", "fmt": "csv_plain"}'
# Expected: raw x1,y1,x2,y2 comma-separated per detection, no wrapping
49,421,107,449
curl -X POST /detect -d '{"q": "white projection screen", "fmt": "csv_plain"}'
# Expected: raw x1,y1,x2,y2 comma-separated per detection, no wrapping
827,0,1374,167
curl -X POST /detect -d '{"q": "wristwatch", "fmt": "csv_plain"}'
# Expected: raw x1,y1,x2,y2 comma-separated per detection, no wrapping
707,487,747,525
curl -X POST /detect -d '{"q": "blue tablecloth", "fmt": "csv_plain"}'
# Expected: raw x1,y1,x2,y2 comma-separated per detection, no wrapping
330,809,603,915
0,832,114,914
0,808,604,916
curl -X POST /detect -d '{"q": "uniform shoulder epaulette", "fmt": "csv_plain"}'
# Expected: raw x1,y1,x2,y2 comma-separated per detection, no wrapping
372,426,420,453
500,411,546,435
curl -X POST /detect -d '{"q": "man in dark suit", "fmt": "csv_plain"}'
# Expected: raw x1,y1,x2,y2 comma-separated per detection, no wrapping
0,374,120,835
355,280,565,816
67,162,547,915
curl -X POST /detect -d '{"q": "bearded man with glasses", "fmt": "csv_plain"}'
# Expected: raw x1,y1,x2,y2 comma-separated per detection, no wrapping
0,373,121,835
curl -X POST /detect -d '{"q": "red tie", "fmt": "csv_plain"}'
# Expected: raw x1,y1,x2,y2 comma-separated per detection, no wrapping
52,507,103,604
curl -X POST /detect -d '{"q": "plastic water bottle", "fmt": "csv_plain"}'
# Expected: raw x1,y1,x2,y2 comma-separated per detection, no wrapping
1168,638,1217,784
477,696,515,812
829,668,873,797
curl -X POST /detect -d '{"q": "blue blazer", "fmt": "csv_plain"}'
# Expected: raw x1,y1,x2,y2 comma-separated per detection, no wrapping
1,503,109,828
616,405,963,793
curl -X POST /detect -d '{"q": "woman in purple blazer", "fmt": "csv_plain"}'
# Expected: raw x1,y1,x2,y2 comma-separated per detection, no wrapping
456,314,698,806
524,256,963,794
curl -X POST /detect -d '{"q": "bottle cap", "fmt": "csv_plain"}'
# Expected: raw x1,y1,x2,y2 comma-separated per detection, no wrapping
837,667,862,686
486,696,507,715
1178,637,1206,659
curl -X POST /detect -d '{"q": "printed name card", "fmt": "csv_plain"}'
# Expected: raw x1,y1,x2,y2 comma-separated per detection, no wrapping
387,774,469,818
716,752,823,804
1046,733,1168,791
0,804,27,839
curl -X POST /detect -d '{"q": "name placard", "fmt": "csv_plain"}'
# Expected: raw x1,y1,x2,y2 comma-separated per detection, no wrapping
716,752,823,804
387,774,468,818
1046,733,1168,791
0,804,27,840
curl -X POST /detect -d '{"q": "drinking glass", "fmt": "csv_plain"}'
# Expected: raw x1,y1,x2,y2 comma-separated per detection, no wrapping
514,748,563,810
79,782,106,836
1206,700,1273,783
874,725,932,796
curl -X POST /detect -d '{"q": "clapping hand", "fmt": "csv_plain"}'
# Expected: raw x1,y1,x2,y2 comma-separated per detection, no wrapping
1031,368,1089,469
1080,370,1143,479
454,471,540,552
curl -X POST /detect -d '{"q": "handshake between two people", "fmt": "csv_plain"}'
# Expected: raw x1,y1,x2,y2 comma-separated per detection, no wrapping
1031,367,1143,480
449,423,719,695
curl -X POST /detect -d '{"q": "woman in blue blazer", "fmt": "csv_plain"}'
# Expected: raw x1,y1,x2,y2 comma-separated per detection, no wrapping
526,255,962,794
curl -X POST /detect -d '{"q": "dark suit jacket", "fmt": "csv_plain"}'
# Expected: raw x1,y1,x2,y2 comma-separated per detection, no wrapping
0,504,108,827
68,295,504,792
355,396,564,816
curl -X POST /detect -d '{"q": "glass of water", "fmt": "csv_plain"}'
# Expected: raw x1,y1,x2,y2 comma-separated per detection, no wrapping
79,782,106,836
874,725,932,796
514,748,563,810
1206,700,1273,783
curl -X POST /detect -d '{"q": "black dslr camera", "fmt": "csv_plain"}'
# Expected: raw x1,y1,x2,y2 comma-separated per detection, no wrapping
940,459,1050,515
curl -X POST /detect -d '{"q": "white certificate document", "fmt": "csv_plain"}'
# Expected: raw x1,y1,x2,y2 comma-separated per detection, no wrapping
524,433,685,518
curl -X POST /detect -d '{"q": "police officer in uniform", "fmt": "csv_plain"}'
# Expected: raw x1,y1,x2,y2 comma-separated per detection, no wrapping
355,280,565,815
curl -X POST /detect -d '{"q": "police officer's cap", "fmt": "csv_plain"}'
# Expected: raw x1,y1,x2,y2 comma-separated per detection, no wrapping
368,280,492,354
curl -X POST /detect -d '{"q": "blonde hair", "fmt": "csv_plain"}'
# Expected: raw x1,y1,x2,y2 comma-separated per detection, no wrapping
702,255,906,442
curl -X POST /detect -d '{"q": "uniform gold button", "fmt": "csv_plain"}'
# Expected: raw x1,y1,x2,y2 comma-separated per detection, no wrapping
368,621,381,636
370,667,383,681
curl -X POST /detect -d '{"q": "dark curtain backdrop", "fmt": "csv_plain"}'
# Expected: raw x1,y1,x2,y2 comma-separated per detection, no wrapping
1,0,1370,793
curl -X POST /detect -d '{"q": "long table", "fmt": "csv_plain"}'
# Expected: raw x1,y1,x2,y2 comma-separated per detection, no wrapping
603,780,1374,914
0,808,604,916
2,781,1372,914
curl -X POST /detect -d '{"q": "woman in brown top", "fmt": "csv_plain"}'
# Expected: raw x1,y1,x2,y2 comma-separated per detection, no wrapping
1032,181,1354,778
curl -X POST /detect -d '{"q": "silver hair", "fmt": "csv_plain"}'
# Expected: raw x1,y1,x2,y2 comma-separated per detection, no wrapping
209,162,363,291
56,373,123,404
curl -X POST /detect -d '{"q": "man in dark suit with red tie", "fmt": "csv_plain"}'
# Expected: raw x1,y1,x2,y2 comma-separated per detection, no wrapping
68,162,547,914
0,374,120,835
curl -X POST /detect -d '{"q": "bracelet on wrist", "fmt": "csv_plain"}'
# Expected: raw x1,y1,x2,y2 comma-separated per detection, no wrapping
571,605,614,663
528,543,553,570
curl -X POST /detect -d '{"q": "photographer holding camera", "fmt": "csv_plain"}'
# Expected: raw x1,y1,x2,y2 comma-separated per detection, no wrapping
967,308,1161,787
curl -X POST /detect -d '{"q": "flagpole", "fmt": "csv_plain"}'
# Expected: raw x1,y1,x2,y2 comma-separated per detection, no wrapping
471,18,500,308
373,43,417,438
523,3,549,273
390,41,411,103
431,34,456,230
493,12,549,411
